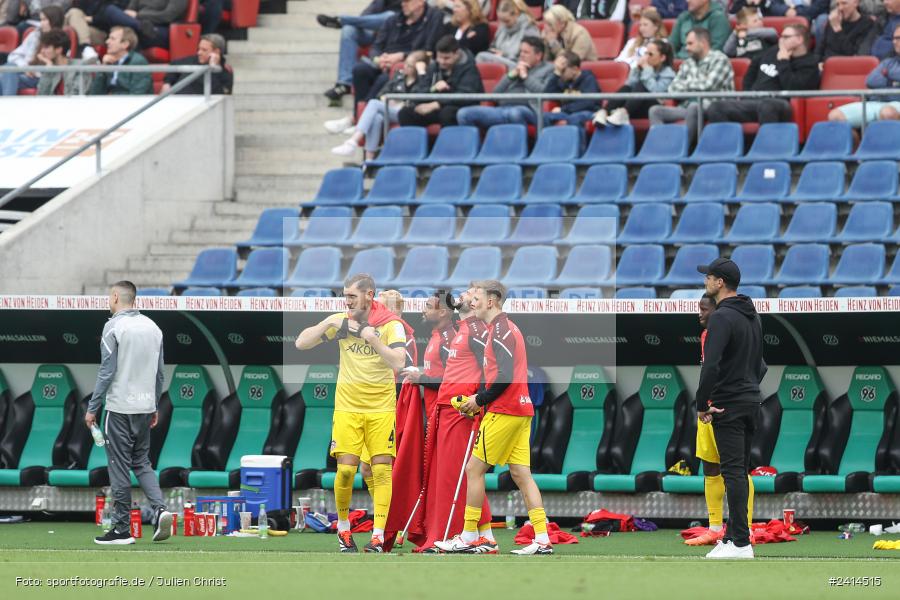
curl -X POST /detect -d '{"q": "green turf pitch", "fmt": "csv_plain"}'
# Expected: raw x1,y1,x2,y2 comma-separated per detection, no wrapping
1,524,899,599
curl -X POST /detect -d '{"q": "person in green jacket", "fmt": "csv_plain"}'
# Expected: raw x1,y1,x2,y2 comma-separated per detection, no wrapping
89,26,152,95
670,0,732,58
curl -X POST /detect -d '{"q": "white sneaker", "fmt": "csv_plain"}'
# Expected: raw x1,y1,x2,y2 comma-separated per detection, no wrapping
342,126,357,135
705,539,754,559
885,522,900,534
153,510,173,542
592,108,608,127
510,541,553,555
607,108,630,127
331,140,359,157
324,116,353,134
434,535,476,553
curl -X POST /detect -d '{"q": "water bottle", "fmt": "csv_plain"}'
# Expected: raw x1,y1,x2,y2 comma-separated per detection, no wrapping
101,496,111,530
176,489,185,517
258,504,268,539
505,492,516,529
90,424,105,447
213,502,222,536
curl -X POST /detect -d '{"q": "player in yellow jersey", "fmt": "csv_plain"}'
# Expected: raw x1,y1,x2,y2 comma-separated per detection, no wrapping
295,273,407,553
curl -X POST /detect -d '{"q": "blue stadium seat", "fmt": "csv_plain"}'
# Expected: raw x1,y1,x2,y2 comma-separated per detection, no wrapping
779,286,822,298
737,285,767,298
737,122,799,163
455,205,511,244
230,247,290,288
288,206,352,246
571,164,627,204
842,160,899,202
626,124,688,164
466,164,522,205
574,124,635,165
182,287,222,296
556,204,619,245
236,287,278,297
852,120,900,161
778,203,837,243
828,243,885,284
723,203,780,243
290,288,334,297
419,126,479,166
284,246,343,288
617,203,672,243
365,126,427,167
504,246,558,286
397,287,437,298
789,162,846,202
770,244,830,285
732,161,791,203
390,246,450,287
615,244,665,286
345,247,395,283
519,163,576,205
237,208,300,249
669,289,705,299
506,287,548,299
879,253,900,285
889,285,900,296
616,287,657,298
553,245,612,287
502,204,563,245
308,167,363,206
363,165,418,205
443,246,503,287
835,201,893,242
667,203,724,243
681,162,737,203
520,125,581,166
730,244,776,285
138,288,170,296
471,124,527,165
834,286,877,297
560,287,603,299
344,205,404,245
623,163,681,204
660,244,719,285
793,121,853,162
417,165,471,205
401,203,457,244
683,123,743,164
174,248,238,289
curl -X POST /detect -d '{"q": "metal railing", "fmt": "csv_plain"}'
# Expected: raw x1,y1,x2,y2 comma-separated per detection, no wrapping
0,64,220,210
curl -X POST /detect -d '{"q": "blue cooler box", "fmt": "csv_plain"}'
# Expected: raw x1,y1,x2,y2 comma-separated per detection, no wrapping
240,455,292,518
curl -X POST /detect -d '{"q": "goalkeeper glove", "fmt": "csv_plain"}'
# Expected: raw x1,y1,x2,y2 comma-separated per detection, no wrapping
451,395,479,417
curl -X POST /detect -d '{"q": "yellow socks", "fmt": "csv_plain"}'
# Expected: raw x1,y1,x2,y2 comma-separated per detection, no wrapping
462,505,481,543
528,508,550,544
704,475,725,529
371,463,392,535
364,475,375,503
747,475,755,526
334,463,357,527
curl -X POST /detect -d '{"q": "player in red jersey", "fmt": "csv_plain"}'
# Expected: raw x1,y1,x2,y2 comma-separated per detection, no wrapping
435,280,552,556
403,294,457,420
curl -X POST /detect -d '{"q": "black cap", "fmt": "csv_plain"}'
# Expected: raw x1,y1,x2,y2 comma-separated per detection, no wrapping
697,257,741,287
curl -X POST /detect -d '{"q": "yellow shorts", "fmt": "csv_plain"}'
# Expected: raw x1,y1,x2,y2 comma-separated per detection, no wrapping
472,413,532,467
696,418,720,464
331,410,396,459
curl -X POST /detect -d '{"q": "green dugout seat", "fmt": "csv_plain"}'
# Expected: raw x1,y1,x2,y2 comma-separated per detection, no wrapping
293,366,351,490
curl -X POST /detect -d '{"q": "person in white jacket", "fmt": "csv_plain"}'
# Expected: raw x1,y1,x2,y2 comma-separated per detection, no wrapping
0,4,62,95
615,7,669,68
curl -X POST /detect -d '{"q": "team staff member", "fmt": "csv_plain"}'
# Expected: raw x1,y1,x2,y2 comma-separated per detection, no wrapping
695,258,766,560
404,294,457,419
436,280,552,556
295,273,407,553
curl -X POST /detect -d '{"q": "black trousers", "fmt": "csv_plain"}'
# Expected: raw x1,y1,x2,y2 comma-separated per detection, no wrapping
606,82,659,120
398,104,461,127
351,62,389,105
711,401,760,548
706,98,793,124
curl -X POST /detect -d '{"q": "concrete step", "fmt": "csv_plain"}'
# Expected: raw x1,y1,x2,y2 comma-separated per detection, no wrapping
235,157,355,176
233,68,337,85
287,1,370,16
149,243,213,256
227,53,339,70
189,213,260,230
228,40,348,55
233,81,354,96
107,270,185,285
236,146,363,163
170,229,250,244
248,24,341,40
128,255,198,273
236,133,352,149
236,108,351,125
235,122,346,136
214,200,300,217
233,93,341,111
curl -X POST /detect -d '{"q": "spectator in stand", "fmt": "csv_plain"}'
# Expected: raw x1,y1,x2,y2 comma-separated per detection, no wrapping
95,0,187,49
65,1,116,49
871,0,900,57
430,0,491,18
329,51,430,158
6,0,70,34
541,4,597,62
443,0,490,55
88,25,152,94
818,0,874,59
724,7,778,59
476,0,538,67
459,35,554,126
649,27,734,141
556,0,628,20
654,0,688,18
670,0,732,58
318,1,401,102
829,23,900,124
35,28,96,94
597,38,676,126
729,0,790,16
616,7,669,68
398,34,483,127
160,33,232,94
707,24,819,123
543,50,600,126
341,0,444,105
0,4,63,95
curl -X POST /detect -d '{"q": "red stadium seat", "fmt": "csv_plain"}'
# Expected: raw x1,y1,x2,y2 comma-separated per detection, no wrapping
731,58,751,91
629,16,674,38
477,62,507,92
583,60,629,94
223,0,259,29
528,5,543,20
762,16,809,37
0,26,17,53
487,0,498,21
803,56,879,135
578,19,624,60
144,0,201,63
153,71,165,94
489,20,498,38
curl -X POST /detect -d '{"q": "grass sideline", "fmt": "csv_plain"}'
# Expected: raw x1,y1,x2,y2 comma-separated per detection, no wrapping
1,523,899,599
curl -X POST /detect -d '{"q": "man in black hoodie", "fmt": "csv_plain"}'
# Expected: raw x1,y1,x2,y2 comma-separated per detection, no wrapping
695,257,766,560
706,23,820,124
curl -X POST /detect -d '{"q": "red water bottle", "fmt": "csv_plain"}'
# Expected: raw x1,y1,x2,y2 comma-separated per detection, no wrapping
95,493,105,526
130,505,142,539
183,503,195,536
